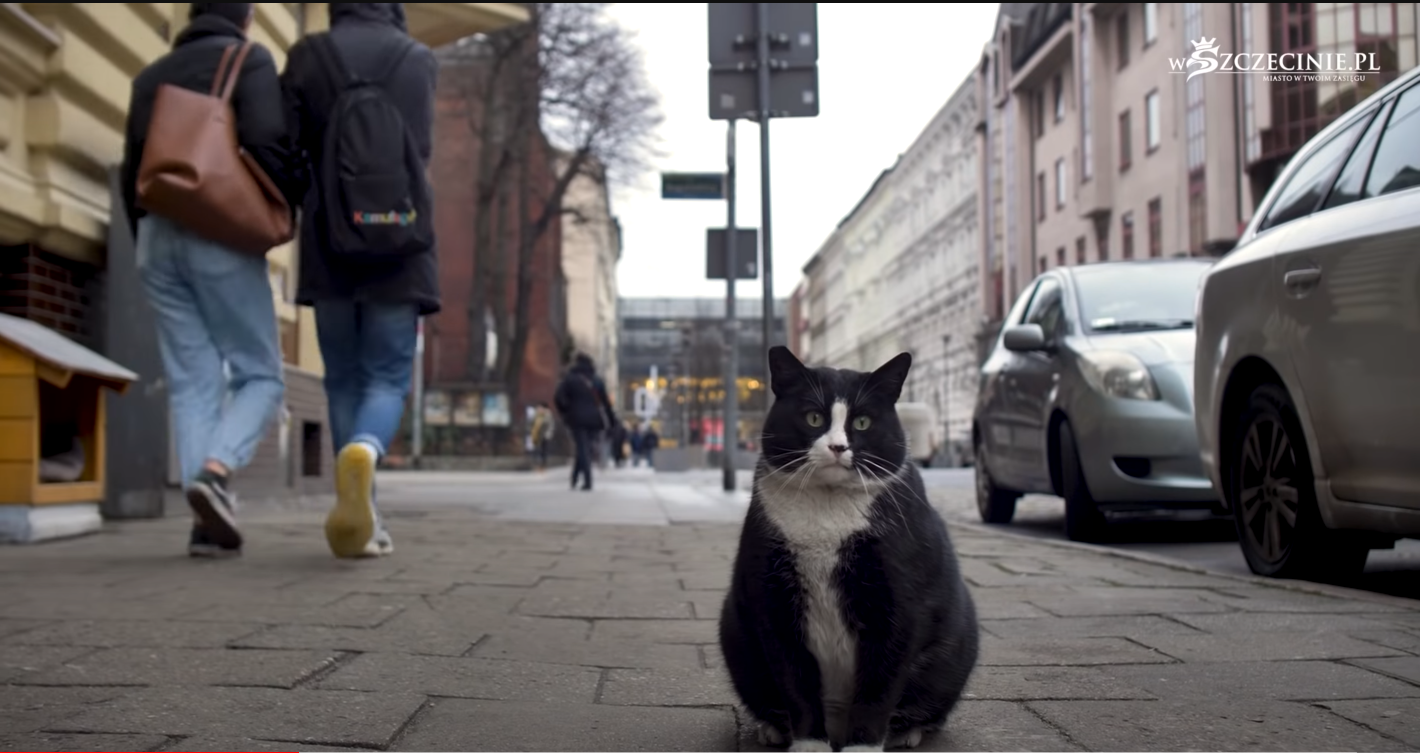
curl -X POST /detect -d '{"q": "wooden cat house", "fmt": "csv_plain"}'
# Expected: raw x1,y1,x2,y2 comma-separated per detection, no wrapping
0,313,137,543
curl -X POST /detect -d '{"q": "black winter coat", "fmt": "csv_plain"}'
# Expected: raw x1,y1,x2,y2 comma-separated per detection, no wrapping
555,364,617,432
121,14,302,240
281,2,441,316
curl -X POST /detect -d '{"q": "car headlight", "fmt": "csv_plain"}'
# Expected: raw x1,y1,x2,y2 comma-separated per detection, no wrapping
1079,350,1160,401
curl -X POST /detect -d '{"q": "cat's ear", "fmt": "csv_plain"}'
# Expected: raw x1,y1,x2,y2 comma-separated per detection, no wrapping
867,352,912,403
767,346,807,396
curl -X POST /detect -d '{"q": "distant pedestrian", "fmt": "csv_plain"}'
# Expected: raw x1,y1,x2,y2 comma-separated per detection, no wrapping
554,354,617,491
281,2,439,558
643,425,660,468
121,2,302,558
529,402,555,471
629,423,645,466
609,420,628,468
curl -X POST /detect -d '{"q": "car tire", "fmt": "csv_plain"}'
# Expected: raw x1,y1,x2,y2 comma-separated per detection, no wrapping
1059,420,1108,543
1230,383,1369,582
974,437,1019,525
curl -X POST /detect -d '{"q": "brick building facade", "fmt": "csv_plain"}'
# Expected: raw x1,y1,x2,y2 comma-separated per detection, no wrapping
415,42,568,458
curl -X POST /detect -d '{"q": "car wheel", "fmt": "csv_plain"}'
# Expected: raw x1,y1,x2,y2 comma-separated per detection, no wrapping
1230,383,1369,581
974,436,1019,525
1059,420,1108,543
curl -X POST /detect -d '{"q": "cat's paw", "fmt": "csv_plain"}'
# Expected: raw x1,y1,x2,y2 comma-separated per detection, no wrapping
757,723,787,747
842,746,885,752
888,727,925,749
787,740,832,752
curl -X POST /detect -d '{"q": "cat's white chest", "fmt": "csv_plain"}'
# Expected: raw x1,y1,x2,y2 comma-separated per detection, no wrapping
759,483,875,709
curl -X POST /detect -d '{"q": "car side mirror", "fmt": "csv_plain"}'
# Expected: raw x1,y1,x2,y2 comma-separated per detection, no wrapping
1003,323,1047,352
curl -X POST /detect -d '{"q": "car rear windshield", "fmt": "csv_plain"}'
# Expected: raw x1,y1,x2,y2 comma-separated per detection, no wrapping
1073,262,1212,333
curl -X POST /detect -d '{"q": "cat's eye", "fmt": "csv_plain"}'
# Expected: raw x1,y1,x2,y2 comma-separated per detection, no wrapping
805,411,825,427
852,416,872,431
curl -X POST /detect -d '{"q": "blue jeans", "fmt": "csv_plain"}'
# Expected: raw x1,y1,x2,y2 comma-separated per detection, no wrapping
137,215,285,487
313,300,418,458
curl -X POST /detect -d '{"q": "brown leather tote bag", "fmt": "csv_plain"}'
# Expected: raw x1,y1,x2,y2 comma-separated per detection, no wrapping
136,42,294,256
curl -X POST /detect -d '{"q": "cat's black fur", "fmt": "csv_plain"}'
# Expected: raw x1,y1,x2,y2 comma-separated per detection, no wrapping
719,346,979,752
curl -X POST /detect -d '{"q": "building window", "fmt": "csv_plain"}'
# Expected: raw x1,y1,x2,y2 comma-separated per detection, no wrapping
1055,158,1067,210
1081,13,1094,181
1260,3,1416,171
1147,198,1163,257
1185,3,1207,172
1053,74,1065,122
1057,246,1067,267
1119,110,1132,170
1038,255,1048,274
1145,90,1161,152
1241,3,1260,163
1144,2,1159,46
1098,226,1110,261
1037,172,1047,221
1121,211,1135,259
1116,10,1130,69
1076,236,1087,265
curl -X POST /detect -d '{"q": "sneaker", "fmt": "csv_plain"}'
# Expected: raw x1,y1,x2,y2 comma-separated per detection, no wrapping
327,442,378,558
188,526,240,558
361,525,395,558
357,489,395,558
187,470,242,550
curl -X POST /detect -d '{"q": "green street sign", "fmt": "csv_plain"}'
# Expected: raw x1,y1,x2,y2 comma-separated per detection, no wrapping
661,172,726,200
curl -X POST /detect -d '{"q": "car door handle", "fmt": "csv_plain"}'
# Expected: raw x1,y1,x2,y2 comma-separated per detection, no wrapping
1283,267,1322,298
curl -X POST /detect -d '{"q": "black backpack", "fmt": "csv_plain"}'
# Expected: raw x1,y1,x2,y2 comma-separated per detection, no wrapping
309,33,434,260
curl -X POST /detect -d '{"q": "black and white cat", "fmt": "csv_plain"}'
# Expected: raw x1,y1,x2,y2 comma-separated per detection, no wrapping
719,346,980,753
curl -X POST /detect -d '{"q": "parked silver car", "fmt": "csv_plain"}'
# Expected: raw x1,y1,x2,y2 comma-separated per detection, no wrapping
973,260,1220,541
1194,63,1420,582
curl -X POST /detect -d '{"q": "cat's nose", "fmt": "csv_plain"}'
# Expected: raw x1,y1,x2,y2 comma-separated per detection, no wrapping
828,444,848,455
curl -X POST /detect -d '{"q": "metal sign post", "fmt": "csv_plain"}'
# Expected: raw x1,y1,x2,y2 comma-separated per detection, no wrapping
722,121,740,491
708,3,819,410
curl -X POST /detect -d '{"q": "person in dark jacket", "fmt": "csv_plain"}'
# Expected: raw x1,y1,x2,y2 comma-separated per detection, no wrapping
554,354,617,491
281,2,438,559
120,2,300,559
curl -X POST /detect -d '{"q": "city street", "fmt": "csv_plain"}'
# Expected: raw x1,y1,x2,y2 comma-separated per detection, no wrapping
1,467,1419,751
922,469,1420,602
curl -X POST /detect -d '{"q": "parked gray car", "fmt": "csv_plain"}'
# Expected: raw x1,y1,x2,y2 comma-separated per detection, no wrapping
1194,62,1420,582
972,260,1221,541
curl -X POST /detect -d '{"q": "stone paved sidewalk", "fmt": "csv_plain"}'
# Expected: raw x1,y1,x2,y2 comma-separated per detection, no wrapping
1,485,1419,751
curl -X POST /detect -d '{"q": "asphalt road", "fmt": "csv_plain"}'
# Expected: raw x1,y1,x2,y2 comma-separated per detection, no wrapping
921,467,1420,601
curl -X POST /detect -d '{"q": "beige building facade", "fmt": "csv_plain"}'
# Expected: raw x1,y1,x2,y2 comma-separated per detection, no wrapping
799,77,984,459
560,157,622,395
0,2,526,500
981,2,1420,313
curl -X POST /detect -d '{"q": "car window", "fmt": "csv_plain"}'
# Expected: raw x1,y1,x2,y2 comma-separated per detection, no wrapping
1260,111,1373,232
1006,280,1041,327
1024,277,1065,341
1324,99,1391,210
1073,261,1211,333
1363,83,1420,199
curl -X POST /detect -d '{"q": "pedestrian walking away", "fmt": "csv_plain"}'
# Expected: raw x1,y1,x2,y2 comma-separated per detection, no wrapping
642,424,660,468
121,1,302,559
529,402,556,471
609,420,628,468
554,354,617,491
281,1,439,559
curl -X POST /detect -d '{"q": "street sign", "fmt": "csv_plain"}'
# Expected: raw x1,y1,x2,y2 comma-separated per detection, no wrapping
661,172,726,200
708,3,819,66
710,67,819,120
706,228,759,280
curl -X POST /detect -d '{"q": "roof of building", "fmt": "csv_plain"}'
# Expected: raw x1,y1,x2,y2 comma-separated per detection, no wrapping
0,313,137,390
1011,2,1072,70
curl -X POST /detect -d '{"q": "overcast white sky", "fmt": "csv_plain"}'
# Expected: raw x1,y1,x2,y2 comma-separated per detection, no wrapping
605,3,1002,301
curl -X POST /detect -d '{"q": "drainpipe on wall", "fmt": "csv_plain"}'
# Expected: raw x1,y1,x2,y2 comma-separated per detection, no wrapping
1230,2,1244,248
